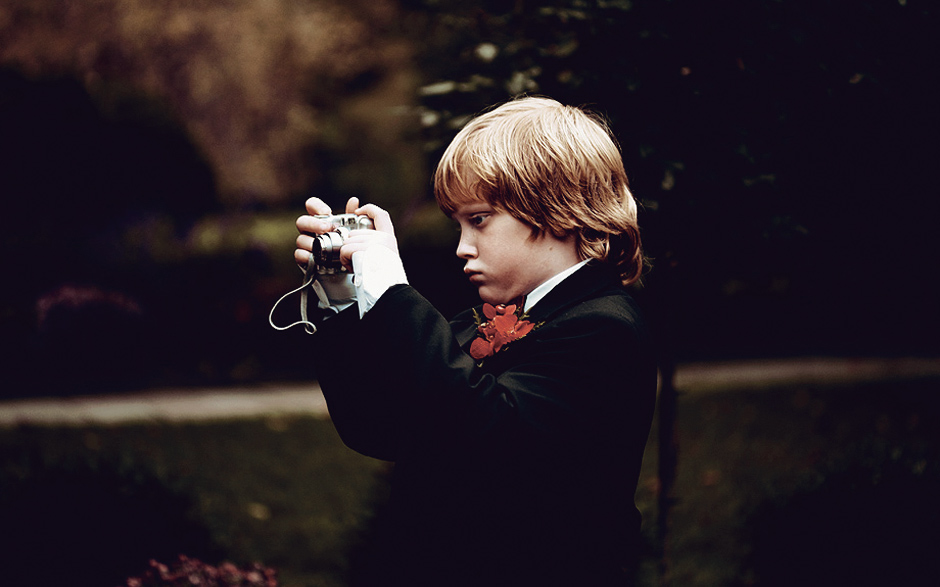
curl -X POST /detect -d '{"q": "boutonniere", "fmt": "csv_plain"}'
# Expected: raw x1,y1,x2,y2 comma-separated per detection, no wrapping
469,303,541,363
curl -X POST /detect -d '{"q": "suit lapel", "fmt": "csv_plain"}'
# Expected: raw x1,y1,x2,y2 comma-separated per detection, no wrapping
453,309,482,351
452,261,622,369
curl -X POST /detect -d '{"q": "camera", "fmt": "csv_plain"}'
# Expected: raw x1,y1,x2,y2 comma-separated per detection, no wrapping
309,213,374,274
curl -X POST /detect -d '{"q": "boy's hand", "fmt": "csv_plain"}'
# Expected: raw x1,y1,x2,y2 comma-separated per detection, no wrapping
339,201,399,270
294,197,399,271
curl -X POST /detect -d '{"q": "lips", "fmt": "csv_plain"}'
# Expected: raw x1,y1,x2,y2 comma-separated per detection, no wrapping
464,269,484,284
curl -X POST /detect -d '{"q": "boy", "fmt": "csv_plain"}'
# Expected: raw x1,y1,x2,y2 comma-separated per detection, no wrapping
291,97,656,586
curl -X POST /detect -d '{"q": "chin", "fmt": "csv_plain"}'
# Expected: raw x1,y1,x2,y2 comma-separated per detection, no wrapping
476,289,500,305
478,288,517,307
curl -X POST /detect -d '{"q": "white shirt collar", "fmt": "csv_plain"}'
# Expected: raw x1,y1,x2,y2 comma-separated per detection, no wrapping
524,259,590,313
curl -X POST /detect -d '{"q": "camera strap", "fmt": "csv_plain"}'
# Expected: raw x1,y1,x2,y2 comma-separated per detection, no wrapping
267,255,331,335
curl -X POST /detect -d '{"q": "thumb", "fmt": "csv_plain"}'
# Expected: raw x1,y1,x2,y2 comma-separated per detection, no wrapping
355,203,395,236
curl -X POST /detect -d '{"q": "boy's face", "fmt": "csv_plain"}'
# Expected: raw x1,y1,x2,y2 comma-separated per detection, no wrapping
453,201,579,306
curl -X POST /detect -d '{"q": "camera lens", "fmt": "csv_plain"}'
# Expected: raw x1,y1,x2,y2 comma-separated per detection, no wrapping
312,231,346,272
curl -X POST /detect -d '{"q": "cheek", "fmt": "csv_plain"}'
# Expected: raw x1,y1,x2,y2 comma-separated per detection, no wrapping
494,253,532,284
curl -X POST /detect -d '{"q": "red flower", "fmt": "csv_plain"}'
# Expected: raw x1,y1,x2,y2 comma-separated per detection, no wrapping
469,303,538,361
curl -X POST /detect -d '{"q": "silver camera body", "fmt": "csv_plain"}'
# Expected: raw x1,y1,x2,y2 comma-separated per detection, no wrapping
310,213,374,274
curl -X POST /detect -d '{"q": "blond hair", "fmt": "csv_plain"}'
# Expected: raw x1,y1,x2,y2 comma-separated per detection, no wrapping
434,96,643,286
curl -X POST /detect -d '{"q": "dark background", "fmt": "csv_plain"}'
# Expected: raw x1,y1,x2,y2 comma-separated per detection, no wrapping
1,0,937,398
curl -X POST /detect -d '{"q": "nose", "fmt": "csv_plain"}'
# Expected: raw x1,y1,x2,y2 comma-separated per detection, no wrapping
456,231,476,260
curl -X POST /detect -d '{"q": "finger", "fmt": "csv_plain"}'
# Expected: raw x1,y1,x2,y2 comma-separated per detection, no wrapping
339,233,399,267
294,248,312,267
296,215,333,235
305,197,332,215
343,231,398,250
295,234,316,252
338,239,369,268
355,203,395,236
345,197,360,215
339,244,361,270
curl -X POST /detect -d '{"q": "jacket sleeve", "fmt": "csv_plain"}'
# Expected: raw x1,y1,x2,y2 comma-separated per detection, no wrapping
312,284,656,463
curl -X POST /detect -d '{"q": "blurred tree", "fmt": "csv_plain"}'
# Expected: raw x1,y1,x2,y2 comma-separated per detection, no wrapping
401,0,939,358
0,0,424,394
0,0,419,208
0,0,936,394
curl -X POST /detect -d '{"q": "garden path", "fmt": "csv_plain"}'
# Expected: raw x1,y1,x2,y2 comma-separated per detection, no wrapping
1,356,938,428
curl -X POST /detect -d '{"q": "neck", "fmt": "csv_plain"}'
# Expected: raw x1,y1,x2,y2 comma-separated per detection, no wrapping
544,233,582,274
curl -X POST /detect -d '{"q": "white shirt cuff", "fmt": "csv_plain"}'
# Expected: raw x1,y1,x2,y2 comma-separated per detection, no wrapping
315,273,357,313
352,246,409,318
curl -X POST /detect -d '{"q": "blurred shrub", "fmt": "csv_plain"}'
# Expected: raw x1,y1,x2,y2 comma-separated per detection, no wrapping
121,555,278,587
0,455,221,587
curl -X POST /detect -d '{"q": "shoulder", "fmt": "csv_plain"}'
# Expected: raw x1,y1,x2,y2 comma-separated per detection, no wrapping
539,287,648,348
533,262,649,338
556,285,644,324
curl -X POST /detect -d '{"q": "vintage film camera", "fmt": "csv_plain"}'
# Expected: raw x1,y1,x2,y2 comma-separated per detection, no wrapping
309,213,374,274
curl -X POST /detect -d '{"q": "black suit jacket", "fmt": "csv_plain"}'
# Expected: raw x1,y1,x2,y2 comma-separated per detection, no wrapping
313,261,657,586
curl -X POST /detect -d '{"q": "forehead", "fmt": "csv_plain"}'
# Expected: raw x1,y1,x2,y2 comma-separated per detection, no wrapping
437,168,488,216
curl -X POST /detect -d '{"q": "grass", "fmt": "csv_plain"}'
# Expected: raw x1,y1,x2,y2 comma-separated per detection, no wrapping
648,375,940,586
2,376,939,586
0,417,387,587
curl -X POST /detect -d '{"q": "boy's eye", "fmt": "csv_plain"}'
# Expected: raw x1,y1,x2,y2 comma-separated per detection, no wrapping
470,214,489,226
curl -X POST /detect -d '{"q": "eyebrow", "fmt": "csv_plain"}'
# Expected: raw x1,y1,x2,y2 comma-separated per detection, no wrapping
453,204,494,218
